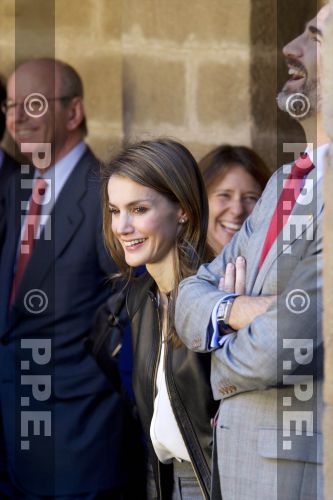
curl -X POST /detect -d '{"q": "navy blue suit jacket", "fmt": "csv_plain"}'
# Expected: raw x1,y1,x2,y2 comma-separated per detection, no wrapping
0,151,19,199
0,151,20,250
0,147,127,496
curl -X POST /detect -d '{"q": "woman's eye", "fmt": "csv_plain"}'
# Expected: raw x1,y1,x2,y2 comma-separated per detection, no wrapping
133,206,147,214
217,193,230,199
243,196,259,204
109,208,119,215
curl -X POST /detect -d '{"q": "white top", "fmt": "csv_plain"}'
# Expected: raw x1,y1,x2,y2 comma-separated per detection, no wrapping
150,338,190,464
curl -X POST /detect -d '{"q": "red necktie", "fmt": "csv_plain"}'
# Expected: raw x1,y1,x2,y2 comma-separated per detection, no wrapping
258,153,314,270
10,177,47,305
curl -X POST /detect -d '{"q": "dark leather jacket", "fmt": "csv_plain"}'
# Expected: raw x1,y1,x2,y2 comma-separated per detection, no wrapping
126,273,218,500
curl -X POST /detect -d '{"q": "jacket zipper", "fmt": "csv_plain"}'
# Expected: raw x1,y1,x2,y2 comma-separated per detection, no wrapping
149,292,163,499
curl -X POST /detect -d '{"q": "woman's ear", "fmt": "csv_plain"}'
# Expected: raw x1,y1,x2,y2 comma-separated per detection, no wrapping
177,208,188,225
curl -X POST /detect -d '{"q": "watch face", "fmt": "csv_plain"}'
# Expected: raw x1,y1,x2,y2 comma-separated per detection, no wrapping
217,299,234,325
217,302,227,321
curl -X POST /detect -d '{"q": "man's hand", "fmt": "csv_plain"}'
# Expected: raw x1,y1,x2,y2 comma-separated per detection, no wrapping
218,256,246,295
218,256,276,331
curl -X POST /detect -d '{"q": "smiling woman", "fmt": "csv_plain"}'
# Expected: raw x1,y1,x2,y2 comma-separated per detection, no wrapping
102,139,218,500
199,144,271,255
108,176,183,270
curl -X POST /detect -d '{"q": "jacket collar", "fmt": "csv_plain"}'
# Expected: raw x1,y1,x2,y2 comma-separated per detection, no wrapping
8,147,98,326
252,168,323,295
126,272,157,318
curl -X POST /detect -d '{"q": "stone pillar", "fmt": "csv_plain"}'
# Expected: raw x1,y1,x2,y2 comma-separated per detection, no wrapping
323,2,333,498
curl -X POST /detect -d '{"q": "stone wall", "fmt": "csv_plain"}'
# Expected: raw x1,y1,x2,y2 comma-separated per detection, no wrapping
122,0,251,161
0,0,253,163
0,0,123,161
0,0,325,168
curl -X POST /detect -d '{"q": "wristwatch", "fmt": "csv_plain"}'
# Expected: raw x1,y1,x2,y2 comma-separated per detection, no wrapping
217,298,235,327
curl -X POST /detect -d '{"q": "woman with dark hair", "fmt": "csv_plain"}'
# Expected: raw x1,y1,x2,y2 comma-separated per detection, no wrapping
200,144,271,255
102,138,217,499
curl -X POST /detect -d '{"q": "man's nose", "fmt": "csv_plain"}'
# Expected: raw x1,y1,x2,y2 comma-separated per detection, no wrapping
283,35,303,59
12,102,27,122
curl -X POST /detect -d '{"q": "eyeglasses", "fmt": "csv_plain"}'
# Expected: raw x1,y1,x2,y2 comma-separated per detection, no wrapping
0,95,77,114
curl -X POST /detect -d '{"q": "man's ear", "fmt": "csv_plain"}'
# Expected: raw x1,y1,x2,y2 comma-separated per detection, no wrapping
66,97,84,132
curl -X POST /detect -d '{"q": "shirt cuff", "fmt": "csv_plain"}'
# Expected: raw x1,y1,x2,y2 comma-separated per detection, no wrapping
210,294,237,349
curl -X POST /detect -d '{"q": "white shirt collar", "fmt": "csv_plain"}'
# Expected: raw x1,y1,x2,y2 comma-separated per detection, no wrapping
33,141,87,217
35,141,87,198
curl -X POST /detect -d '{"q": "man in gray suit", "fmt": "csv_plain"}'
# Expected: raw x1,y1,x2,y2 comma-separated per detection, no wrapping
176,4,330,499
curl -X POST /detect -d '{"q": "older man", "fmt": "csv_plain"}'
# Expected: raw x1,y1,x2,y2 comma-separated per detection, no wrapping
176,4,330,499
0,59,126,498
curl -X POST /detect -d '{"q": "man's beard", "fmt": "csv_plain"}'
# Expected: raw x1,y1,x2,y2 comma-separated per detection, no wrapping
276,77,321,120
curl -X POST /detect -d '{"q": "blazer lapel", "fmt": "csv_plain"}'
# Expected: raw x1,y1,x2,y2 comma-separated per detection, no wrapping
244,170,284,293
9,148,96,326
253,168,323,295
0,168,34,333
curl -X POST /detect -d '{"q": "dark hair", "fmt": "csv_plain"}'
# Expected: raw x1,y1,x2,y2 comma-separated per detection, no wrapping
0,76,6,141
102,138,211,346
199,144,271,193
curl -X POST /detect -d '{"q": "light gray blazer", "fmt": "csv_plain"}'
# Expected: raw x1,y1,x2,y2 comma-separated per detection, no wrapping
176,166,323,500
